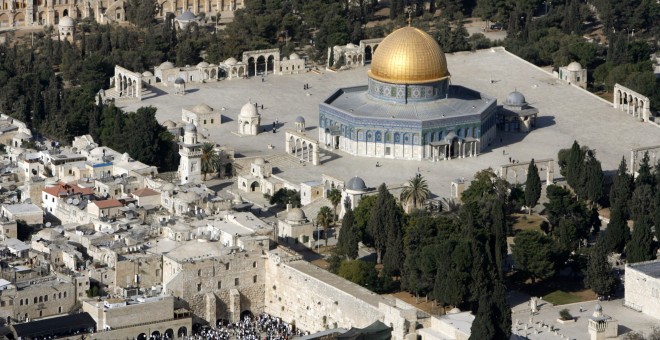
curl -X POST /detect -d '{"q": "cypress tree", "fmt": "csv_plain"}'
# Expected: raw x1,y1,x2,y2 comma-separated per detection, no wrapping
525,159,541,215
584,152,604,205
336,208,359,259
604,206,630,253
626,215,656,263
609,157,633,217
585,239,617,296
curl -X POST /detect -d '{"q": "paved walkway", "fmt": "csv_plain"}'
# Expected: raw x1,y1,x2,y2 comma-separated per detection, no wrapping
121,47,660,199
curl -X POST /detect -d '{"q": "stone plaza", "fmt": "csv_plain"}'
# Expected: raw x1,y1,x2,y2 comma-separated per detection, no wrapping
122,46,660,199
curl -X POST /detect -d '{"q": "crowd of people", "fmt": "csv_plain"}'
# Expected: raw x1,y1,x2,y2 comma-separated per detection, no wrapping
188,313,308,340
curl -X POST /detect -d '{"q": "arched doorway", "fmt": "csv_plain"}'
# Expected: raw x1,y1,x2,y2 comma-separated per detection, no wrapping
240,310,254,321
267,55,274,73
177,326,188,337
250,181,260,192
137,333,147,340
164,329,174,339
256,56,266,75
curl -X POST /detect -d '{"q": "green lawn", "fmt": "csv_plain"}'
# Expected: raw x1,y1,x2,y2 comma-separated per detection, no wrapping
543,290,585,305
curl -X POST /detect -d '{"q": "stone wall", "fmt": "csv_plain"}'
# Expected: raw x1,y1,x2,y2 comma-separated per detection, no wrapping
625,260,660,319
0,280,76,322
163,249,266,324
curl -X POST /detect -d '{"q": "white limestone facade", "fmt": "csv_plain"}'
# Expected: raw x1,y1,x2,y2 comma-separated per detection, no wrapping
625,260,660,320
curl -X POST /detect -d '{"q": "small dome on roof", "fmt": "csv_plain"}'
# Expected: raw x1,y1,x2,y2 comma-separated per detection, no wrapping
448,307,461,314
174,77,185,85
160,61,175,70
142,71,153,77
59,16,74,27
346,176,367,191
162,120,177,128
192,104,213,114
254,157,266,165
295,116,305,123
567,61,583,71
224,57,238,65
289,53,300,60
184,123,197,132
287,208,306,221
239,102,259,118
505,91,526,106
176,11,197,21
197,61,209,68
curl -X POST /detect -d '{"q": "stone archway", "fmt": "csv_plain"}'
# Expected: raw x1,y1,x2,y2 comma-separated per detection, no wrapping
177,326,187,337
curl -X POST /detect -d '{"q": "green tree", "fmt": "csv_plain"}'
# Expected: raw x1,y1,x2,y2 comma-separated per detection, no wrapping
317,206,334,247
584,239,617,296
604,206,630,253
400,173,430,213
336,208,359,259
328,188,342,224
524,159,541,215
200,142,220,181
610,157,633,216
511,230,558,283
626,215,656,263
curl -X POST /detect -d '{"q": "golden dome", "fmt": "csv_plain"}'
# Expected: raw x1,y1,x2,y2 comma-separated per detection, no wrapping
368,27,449,85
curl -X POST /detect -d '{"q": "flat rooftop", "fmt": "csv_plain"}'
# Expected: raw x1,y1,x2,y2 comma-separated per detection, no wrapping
122,47,660,197
628,260,660,278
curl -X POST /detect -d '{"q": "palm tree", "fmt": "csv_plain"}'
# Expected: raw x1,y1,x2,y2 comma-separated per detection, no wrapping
200,142,220,181
400,173,430,213
327,188,342,225
317,206,333,247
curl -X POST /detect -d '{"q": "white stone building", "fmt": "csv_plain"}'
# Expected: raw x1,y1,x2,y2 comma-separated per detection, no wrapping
558,61,587,89
625,259,660,320
237,102,261,136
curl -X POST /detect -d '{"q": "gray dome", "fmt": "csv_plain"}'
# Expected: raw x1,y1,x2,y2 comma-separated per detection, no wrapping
346,176,367,191
505,91,526,106
295,116,305,123
174,77,185,85
184,123,197,132
287,208,306,221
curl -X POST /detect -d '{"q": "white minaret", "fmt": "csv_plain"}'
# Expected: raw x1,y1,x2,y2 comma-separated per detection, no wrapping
178,123,202,184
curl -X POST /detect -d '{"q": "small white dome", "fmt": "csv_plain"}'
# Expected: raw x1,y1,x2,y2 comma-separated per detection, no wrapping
567,61,583,72
160,61,175,70
59,16,74,27
239,102,259,118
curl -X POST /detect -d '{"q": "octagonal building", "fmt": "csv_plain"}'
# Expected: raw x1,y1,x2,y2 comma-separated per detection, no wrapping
319,27,498,161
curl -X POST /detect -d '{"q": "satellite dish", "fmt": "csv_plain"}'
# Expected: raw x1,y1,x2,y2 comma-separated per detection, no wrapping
45,222,52,228
72,199,80,205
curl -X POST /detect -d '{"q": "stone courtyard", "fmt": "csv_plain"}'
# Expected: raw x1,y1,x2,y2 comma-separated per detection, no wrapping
121,47,660,198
